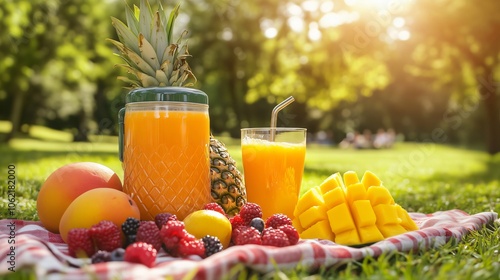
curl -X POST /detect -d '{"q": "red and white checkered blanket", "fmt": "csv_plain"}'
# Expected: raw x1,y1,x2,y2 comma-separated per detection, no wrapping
0,210,497,279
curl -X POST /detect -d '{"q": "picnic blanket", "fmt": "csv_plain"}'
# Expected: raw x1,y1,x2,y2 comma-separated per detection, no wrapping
0,209,498,280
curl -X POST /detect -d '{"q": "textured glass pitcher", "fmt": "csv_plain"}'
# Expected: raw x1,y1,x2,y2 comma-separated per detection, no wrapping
119,87,211,220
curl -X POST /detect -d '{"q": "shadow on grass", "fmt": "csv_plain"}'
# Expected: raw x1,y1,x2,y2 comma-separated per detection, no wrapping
0,144,119,166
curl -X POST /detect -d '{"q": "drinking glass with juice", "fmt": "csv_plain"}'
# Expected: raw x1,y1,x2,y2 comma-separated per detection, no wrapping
241,128,306,219
119,87,212,220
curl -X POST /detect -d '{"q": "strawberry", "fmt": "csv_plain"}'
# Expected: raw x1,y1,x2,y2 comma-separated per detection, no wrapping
136,221,162,251
67,228,95,258
89,220,122,252
265,214,292,229
124,242,157,268
261,228,290,247
239,203,263,225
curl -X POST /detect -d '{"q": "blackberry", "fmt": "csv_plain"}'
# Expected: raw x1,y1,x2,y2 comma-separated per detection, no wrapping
91,250,111,264
202,235,223,257
110,247,126,262
125,234,136,247
122,217,140,235
249,217,265,233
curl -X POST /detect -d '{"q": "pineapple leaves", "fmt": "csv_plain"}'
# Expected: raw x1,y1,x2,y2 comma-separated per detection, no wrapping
166,4,180,45
152,11,168,63
139,0,154,41
124,1,139,36
111,17,140,54
155,70,169,86
108,0,196,88
139,33,160,70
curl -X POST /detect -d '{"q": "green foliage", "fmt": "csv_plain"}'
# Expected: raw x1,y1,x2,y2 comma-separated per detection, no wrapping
1,0,499,150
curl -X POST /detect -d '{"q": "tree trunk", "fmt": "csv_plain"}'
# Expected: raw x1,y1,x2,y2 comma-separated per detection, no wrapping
478,70,500,155
73,107,90,142
4,92,26,142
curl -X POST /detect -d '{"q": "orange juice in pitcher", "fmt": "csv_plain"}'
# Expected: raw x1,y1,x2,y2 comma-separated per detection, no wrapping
119,87,211,220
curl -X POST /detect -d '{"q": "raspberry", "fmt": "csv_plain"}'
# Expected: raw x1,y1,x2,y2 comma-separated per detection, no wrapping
124,242,157,268
239,203,263,225
202,235,223,257
229,214,246,231
203,203,226,216
177,238,205,258
136,221,162,251
278,225,299,245
265,214,292,229
154,213,177,229
234,226,262,245
91,250,111,264
121,217,140,236
110,248,126,261
67,228,95,258
249,217,265,233
261,228,290,247
160,220,187,256
90,220,122,252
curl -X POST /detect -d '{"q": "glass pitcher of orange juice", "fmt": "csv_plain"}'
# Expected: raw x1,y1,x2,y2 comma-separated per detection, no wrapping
119,87,211,220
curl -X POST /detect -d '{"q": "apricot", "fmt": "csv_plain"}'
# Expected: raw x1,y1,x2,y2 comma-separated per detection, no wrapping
59,188,140,243
37,162,122,233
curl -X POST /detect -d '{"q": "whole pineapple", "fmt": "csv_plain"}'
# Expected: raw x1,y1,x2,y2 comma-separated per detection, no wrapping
110,0,247,215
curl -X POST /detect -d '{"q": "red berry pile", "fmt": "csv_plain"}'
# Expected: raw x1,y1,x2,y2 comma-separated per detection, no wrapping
229,203,299,247
66,202,300,267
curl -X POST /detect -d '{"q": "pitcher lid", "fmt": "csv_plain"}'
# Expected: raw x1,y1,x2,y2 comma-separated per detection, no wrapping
126,87,208,104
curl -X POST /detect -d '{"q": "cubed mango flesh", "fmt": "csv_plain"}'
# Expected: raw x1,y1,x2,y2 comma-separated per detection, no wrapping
361,170,382,190
300,220,335,241
343,171,360,187
319,174,340,194
293,171,419,246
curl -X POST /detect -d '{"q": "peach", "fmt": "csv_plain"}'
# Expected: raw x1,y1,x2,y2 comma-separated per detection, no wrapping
37,162,122,233
59,188,140,243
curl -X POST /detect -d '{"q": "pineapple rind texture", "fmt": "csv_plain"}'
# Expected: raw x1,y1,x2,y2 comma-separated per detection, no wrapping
209,136,247,216
293,171,418,246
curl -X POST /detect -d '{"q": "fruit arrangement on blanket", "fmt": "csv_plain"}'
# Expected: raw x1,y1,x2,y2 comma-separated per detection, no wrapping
66,202,299,267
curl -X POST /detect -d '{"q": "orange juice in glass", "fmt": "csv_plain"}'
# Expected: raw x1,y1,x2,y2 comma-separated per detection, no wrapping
119,87,211,220
241,128,306,219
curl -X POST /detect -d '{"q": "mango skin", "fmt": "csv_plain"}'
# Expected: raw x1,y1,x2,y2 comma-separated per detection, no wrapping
37,162,122,233
59,188,140,243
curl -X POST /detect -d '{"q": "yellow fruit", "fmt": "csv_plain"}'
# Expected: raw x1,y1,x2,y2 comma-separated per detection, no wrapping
59,188,140,243
183,210,232,248
294,171,418,246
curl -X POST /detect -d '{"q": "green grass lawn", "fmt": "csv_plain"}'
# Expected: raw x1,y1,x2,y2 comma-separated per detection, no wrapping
1,121,499,279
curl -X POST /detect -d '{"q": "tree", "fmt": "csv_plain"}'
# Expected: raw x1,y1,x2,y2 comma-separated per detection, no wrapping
405,0,500,154
0,0,122,142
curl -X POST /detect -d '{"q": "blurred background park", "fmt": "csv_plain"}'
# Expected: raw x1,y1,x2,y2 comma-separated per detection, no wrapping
1,0,499,154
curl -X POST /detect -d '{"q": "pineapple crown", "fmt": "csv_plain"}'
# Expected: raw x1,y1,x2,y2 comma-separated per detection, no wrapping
108,0,196,88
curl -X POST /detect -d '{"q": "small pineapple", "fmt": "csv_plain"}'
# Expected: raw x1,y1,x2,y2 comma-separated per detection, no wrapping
210,136,247,216
110,0,247,215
